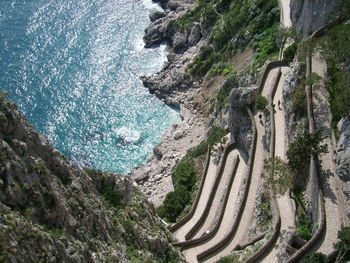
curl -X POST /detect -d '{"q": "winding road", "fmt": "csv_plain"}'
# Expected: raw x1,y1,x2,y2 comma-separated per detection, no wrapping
167,0,345,262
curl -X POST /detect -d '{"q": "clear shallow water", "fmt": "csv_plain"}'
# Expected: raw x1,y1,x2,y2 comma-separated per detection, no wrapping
0,0,180,173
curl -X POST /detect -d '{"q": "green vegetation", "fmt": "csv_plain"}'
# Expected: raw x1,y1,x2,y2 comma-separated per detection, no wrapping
180,0,280,77
209,62,234,77
254,95,269,111
0,90,8,99
100,174,122,207
291,84,307,116
216,254,240,263
158,126,227,222
297,212,312,241
305,253,329,263
158,185,191,222
334,227,350,262
319,24,350,125
34,160,46,175
293,190,313,241
215,76,238,112
286,130,328,172
283,42,298,63
262,157,293,197
172,156,196,190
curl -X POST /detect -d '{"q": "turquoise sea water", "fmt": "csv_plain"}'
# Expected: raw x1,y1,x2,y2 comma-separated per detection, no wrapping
0,0,180,173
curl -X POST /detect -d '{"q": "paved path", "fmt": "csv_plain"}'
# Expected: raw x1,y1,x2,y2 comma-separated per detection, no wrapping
192,148,248,239
261,66,296,263
182,149,248,262
311,54,343,255
181,68,279,263
173,154,219,242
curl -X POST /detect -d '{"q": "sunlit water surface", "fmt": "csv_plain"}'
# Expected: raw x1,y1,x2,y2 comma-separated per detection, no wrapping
0,0,180,173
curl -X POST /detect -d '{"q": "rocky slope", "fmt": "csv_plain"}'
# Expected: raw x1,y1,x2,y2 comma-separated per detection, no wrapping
0,96,184,263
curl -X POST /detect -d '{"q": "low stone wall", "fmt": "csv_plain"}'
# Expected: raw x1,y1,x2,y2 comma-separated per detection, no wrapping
196,108,258,261
177,155,240,249
184,142,236,240
245,66,282,263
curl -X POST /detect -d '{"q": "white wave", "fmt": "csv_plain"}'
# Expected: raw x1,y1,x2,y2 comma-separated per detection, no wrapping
116,127,141,144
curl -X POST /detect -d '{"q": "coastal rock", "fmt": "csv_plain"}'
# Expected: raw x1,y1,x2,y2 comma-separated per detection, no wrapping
172,31,189,53
153,146,163,160
143,18,172,48
149,10,166,22
174,130,183,140
188,23,202,46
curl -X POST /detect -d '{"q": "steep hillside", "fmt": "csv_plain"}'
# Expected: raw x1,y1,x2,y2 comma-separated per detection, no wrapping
0,95,184,263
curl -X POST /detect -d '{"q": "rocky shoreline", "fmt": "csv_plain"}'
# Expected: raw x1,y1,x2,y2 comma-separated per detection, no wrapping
130,0,212,206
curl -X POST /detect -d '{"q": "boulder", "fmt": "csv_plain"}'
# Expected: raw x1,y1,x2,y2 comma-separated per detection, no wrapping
149,10,166,22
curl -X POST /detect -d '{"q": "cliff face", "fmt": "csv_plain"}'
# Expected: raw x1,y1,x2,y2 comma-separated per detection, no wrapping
337,117,350,220
0,96,183,262
290,0,337,37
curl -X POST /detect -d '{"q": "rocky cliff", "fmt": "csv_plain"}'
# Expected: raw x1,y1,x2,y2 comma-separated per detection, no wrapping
0,96,184,262
337,117,350,220
290,0,338,37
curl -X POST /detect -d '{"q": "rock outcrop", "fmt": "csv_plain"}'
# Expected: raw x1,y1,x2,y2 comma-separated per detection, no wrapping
0,97,184,263
337,117,350,219
290,0,338,37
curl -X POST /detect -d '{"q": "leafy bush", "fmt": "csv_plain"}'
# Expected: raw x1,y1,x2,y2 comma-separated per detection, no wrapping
334,227,350,262
255,95,269,111
172,156,196,190
297,212,312,241
287,130,328,171
291,84,307,115
263,157,293,196
283,42,298,63
157,185,190,222
158,126,228,222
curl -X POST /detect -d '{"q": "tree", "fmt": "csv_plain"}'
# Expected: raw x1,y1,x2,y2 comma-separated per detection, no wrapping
255,95,269,111
334,227,350,262
287,130,328,171
262,157,293,196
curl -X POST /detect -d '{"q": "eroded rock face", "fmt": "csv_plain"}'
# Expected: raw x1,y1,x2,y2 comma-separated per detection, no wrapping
337,117,350,219
0,97,184,263
290,0,338,37
228,84,258,153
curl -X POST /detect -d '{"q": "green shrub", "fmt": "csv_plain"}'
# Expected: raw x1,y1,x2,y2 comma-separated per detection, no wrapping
283,42,298,63
319,24,350,125
334,227,350,262
287,130,328,172
185,0,280,77
263,157,293,196
291,85,307,115
172,156,196,190
157,185,190,222
255,95,269,111
297,212,312,241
